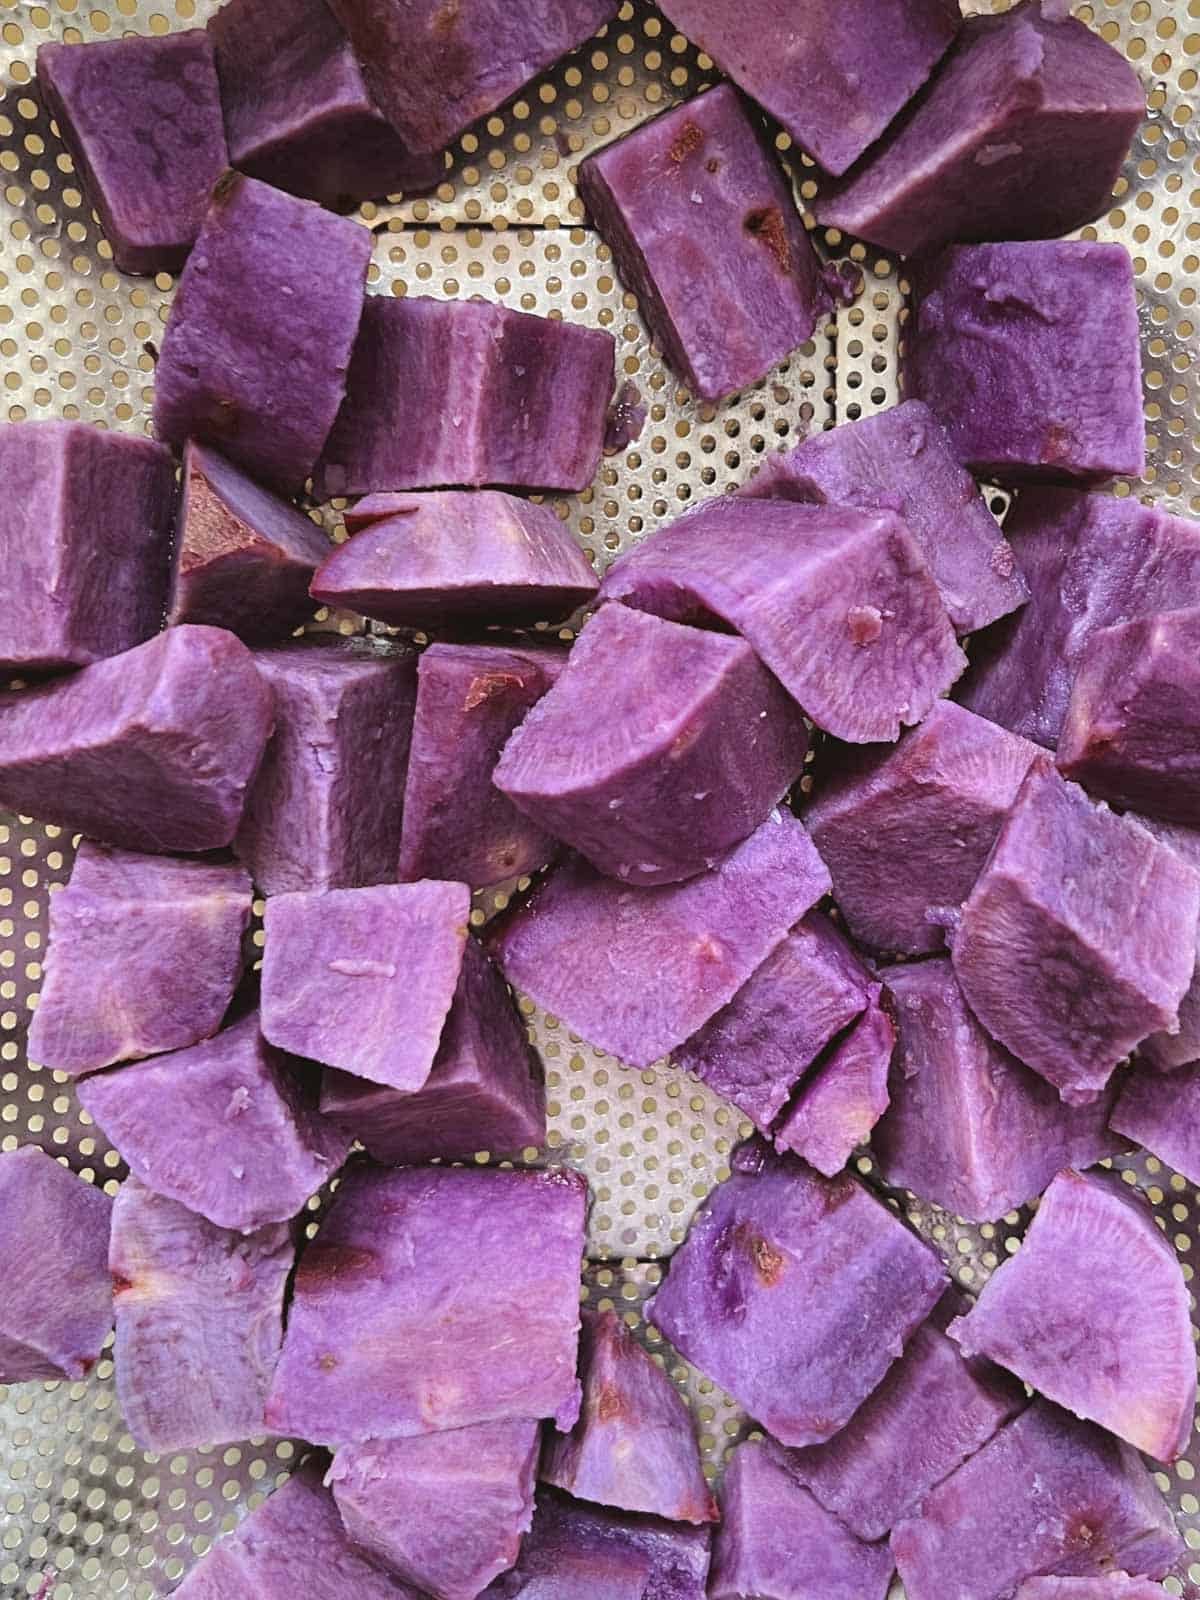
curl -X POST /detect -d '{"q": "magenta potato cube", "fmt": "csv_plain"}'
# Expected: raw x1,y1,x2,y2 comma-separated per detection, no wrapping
495,604,808,886
907,241,1145,486
236,636,417,895
315,297,615,497
1112,1061,1200,1186
0,625,273,854
261,881,469,1091
0,1147,112,1383
1017,1579,1172,1598
647,1141,947,1447
488,811,831,1068
773,983,894,1177
37,31,227,275
1134,814,1200,1071
153,174,371,494
266,1163,586,1443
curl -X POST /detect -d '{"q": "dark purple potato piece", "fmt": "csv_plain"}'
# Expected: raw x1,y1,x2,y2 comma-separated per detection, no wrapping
773,984,894,1177
236,636,417,895
742,402,1026,636
1133,815,1200,1071
311,490,597,630
818,1,1144,256
600,497,964,743
266,1163,586,1443
28,845,250,1078
487,812,831,1068
37,31,227,275
804,700,1040,956
314,297,615,497
0,421,176,672
261,881,469,1091
0,1147,112,1383
542,1310,716,1525
111,1177,292,1453
1112,1061,1200,1186
952,759,1200,1104
0,625,273,854
1016,1578,1172,1598
153,173,371,493
647,1141,947,1447
907,241,1145,486
494,604,809,887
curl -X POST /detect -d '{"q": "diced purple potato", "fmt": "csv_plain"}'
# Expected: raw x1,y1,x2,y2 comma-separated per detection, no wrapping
110,1176,292,1453
646,1140,947,1448
328,1422,540,1600
265,1163,586,1443
890,1399,1184,1600
741,402,1026,636
952,759,1200,1104
1113,819,1200,1073
872,958,1121,1221
153,173,371,494
235,636,417,895
36,31,227,275
487,811,831,1068
708,1438,894,1600
773,983,894,1177
0,625,274,854
577,85,832,403
604,382,647,455
494,604,809,887
27,845,250,1078
907,241,1145,486
0,421,176,673
1016,1577,1172,1598
310,489,598,630
599,497,965,743
818,2,1144,256
542,1310,716,1525
675,911,870,1134
1112,1061,1200,1186
261,881,469,1091
0,1147,113,1383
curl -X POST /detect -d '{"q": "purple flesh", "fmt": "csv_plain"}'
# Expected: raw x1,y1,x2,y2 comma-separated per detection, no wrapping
1016,1579,1172,1598
604,382,646,455
1135,817,1200,1071
343,491,418,532
1112,1060,1200,1186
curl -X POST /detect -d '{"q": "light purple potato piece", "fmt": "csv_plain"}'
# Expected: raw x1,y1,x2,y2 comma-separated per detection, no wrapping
1134,817,1200,1072
37,31,227,275
265,1163,586,1443
153,173,371,494
111,1176,293,1453
0,625,274,854
600,497,965,743
0,1147,113,1383
907,241,1145,485
1016,1577,1172,1598
494,604,809,887
646,1141,947,1448
773,983,894,1177
1112,1061,1200,1186
235,636,418,895
487,811,831,1068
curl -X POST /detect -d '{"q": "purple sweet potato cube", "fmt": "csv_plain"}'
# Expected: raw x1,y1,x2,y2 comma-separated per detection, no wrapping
488,811,831,1068
1112,1060,1200,1186
0,421,176,672
1017,1578,1172,1598
1135,817,1200,1072
235,636,417,895
646,1141,947,1447
265,1163,586,1444
907,241,1145,486
37,31,227,275
0,1147,113,1383
952,759,1200,1104
600,497,965,743
951,1169,1196,1461
495,604,809,886
111,1176,292,1452
315,297,615,497
773,983,894,1177
818,1,1144,257
261,881,469,1091
153,173,371,493
578,85,832,403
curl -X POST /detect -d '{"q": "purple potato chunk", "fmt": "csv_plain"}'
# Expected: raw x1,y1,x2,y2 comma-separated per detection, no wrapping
265,1162,586,1443
37,31,227,275
28,844,250,1077
1112,1060,1200,1186
1133,817,1200,1072
907,241,1145,485
0,625,274,854
1017,1578,1172,1598
111,1177,292,1452
494,603,809,887
487,811,831,1068
647,1140,947,1447
153,173,371,493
